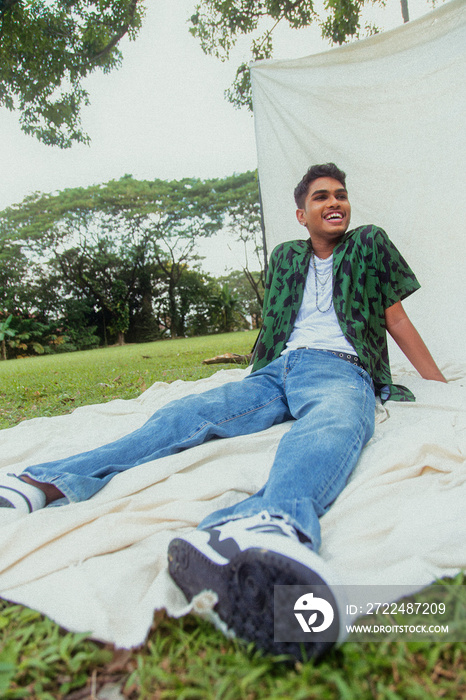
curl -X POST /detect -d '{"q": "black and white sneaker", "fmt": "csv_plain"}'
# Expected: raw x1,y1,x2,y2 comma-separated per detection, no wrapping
168,511,346,661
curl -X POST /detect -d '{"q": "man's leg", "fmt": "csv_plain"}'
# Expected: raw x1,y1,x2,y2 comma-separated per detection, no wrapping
242,349,376,547
195,349,375,547
0,360,291,510
168,349,376,659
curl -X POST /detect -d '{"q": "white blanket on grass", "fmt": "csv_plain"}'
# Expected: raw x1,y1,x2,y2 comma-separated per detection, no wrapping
0,364,465,648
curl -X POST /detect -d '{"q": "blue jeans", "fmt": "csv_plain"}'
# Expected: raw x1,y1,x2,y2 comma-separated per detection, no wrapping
23,349,375,550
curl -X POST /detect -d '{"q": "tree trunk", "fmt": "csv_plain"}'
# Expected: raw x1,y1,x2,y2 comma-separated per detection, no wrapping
400,0,410,23
167,281,181,338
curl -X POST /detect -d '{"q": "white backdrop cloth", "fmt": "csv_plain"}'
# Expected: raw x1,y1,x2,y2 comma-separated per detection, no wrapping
0,363,465,648
250,0,466,368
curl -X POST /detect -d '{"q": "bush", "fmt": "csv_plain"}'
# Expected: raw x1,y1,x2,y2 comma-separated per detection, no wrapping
63,324,100,351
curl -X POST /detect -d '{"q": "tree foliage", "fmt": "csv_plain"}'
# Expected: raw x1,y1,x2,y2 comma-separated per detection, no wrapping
189,0,386,108
219,170,265,310
0,171,263,354
1,1,409,141
0,175,224,340
0,313,15,360
217,269,263,328
0,0,144,147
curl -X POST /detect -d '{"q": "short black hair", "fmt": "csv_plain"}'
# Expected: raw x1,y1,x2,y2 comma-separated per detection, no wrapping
294,163,347,208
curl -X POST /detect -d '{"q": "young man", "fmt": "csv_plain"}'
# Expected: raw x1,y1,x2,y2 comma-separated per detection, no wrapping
0,164,445,660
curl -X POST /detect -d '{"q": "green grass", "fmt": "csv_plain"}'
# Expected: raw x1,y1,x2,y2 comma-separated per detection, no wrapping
0,332,465,699
0,331,257,430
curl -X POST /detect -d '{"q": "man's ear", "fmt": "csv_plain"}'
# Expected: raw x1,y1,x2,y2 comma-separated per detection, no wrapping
296,209,306,226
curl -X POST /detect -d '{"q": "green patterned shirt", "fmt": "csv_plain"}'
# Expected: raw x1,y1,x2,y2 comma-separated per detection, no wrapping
251,225,421,402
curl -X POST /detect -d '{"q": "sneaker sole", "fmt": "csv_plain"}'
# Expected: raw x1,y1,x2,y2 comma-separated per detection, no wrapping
168,537,339,661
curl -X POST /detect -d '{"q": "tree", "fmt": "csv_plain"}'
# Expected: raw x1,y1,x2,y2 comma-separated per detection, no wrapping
217,171,265,311
0,171,269,348
48,236,136,345
97,176,226,337
0,234,28,312
60,298,100,351
0,174,231,341
1,1,423,144
217,269,263,328
174,268,222,337
108,279,129,345
0,314,15,360
0,0,144,147
215,284,244,333
0,185,144,346
189,0,412,108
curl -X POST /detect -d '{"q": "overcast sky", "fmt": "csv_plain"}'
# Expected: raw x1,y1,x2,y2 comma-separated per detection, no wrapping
0,0,438,274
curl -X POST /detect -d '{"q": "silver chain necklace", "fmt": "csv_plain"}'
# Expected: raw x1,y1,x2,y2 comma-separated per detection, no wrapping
311,251,333,313
313,266,331,286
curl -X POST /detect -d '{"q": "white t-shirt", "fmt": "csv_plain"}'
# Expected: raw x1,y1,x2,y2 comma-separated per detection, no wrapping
282,254,358,356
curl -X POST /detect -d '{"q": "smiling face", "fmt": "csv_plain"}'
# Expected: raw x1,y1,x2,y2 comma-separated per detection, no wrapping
296,177,351,257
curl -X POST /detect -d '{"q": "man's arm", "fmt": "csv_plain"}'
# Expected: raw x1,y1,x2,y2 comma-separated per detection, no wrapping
384,301,446,382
